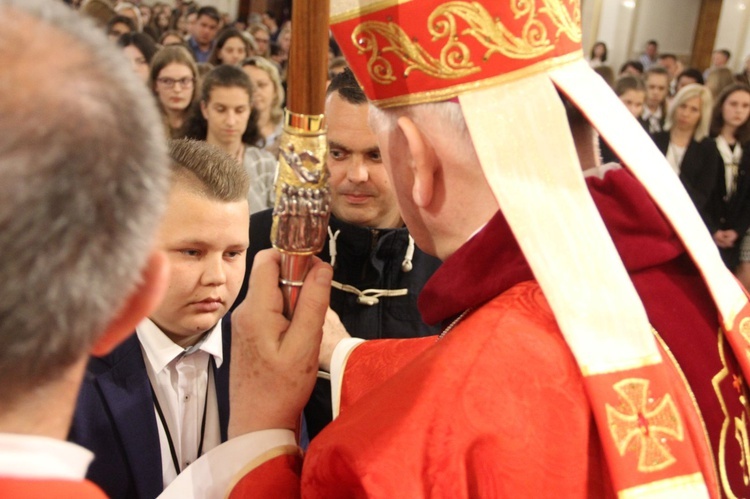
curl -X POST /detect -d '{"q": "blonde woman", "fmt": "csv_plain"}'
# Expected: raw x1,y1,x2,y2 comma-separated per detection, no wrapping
241,56,284,155
652,83,721,219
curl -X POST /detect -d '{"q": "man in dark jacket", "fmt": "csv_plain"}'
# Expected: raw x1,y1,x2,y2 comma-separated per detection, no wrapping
236,69,441,438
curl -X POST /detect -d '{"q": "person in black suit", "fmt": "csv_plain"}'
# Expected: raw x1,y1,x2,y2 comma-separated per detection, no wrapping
705,84,750,279
651,83,721,225
70,140,250,498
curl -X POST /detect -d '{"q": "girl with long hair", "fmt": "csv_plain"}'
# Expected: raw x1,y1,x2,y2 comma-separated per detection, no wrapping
184,65,277,214
705,84,750,282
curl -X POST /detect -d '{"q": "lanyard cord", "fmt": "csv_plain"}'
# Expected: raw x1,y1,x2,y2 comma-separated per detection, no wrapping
149,356,214,474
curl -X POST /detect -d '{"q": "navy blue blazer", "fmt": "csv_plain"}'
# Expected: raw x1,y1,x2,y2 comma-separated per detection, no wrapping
68,316,232,499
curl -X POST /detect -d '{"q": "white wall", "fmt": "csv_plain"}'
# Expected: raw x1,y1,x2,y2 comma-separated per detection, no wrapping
592,0,637,70
583,0,701,72
630,0,701,63
715,0,750,72
199,0,239,20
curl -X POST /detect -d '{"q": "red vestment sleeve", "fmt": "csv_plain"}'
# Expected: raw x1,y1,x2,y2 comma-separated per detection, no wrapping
339,336,436,412
0,478,107,498
229,452,302,499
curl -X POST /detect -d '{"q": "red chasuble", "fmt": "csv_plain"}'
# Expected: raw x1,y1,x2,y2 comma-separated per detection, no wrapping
230,167,750,497
0,478,107,498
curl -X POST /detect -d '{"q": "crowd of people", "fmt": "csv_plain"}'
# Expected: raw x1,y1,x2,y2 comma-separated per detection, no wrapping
592,40,750,287
68,0,346,218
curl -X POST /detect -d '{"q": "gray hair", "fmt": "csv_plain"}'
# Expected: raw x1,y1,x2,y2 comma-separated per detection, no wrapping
0,0,169,400
368,100,476,162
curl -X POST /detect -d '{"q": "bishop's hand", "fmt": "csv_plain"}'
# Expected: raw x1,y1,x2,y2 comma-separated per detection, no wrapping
228,249,332,437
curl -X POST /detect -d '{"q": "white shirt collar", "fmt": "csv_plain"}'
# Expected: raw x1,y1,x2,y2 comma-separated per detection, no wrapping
136,318,224,374
0,433,93,480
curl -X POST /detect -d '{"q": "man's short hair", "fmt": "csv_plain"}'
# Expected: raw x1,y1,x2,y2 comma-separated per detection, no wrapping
677,68,705,85
0,0,169,402
657,53,677,63
326,67,367,105
716,49,731,61
644,65,669,80
197,5,220,23
169,139,250,203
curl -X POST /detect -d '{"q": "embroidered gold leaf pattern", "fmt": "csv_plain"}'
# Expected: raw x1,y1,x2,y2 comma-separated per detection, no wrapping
350,0,581,83
353,20,479,84
429,2,551,62
539,0,581,42
740,317,750,361
605,379,684,473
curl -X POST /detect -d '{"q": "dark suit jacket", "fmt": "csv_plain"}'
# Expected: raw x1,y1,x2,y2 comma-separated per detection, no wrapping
652,131,721,225
236,209,441,437
68,316,232,499
704,140,750,268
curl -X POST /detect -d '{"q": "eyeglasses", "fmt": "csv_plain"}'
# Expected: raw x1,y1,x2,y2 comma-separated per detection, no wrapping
156,77,195,88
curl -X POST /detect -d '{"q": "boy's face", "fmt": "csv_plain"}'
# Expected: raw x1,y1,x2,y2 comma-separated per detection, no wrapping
151,183,249,346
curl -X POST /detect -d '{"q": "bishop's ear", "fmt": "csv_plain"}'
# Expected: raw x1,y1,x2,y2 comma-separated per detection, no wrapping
396,115,436,208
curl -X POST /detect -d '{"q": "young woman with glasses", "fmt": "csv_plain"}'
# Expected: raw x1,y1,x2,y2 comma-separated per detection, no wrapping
148,46,199,138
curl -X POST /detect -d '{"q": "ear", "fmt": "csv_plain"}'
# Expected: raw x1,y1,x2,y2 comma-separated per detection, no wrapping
396,116,436,208
200,100,209,120
90,250,169,356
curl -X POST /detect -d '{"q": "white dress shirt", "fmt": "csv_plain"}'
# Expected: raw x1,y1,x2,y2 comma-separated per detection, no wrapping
0,433,93,480
666,142,686,175
137,319,223,488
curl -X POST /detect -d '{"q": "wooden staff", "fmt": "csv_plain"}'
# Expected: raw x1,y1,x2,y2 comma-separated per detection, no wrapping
270,1,331,318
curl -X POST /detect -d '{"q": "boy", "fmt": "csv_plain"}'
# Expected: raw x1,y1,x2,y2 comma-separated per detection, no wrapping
69,139,250,499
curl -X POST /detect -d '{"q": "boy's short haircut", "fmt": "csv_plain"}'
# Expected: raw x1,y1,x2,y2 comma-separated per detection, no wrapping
168,139,250,202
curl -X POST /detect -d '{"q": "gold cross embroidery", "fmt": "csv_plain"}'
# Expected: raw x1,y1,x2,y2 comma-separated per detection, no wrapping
605,378,684,472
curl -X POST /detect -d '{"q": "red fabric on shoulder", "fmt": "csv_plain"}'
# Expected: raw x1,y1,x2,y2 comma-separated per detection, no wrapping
341,336,436,412
0,478,106,498
229,453,302,499
304,282,615,498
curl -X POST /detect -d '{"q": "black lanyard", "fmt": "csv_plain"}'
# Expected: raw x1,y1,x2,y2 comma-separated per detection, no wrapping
149,356,215,474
